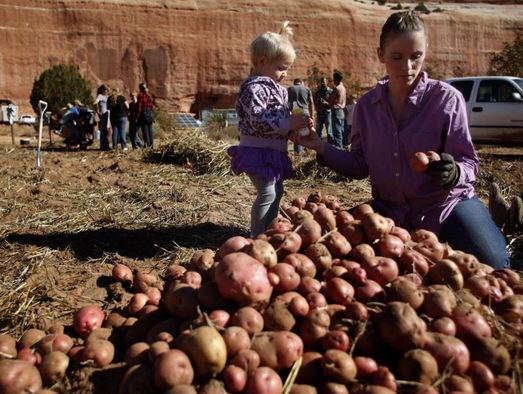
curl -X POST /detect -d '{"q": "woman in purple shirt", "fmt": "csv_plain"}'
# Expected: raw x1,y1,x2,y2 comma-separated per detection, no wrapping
293,11,509,269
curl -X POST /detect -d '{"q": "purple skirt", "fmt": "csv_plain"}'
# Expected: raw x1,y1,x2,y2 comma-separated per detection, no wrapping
228,145,292,182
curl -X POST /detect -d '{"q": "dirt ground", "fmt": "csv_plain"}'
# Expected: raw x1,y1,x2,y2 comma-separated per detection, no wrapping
0,123,522,392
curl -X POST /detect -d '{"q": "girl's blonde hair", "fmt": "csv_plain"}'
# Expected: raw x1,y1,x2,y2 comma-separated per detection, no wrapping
250,21,296,64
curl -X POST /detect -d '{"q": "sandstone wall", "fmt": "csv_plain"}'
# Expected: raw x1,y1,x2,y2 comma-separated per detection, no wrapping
0,0,521,114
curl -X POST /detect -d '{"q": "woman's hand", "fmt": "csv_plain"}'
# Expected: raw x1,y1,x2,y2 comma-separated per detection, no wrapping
289,122,325,155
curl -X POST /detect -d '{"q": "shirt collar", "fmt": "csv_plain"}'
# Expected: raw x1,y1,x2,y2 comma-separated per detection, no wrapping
372,71,428,106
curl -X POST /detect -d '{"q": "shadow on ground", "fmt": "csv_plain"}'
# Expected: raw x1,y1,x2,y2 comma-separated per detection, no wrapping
2,222,248,260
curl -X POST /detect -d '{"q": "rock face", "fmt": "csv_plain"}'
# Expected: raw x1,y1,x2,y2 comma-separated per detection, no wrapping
0,0,521,114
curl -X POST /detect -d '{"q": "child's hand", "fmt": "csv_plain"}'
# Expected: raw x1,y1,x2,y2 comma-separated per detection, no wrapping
290,125,325,155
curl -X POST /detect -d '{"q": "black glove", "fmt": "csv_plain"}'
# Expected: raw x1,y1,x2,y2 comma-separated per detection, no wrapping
426,153,460,189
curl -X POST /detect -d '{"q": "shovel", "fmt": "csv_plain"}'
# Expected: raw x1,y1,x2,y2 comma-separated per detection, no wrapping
35,100,48,169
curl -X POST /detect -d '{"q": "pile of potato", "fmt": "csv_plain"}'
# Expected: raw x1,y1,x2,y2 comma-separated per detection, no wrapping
1,190,522,394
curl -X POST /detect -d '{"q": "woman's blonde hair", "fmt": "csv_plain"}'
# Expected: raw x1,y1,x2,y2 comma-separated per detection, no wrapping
250,21,296,64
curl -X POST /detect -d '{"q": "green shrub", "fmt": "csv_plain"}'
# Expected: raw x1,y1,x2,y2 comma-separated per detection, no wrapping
30,64,93,114
488,32,523,76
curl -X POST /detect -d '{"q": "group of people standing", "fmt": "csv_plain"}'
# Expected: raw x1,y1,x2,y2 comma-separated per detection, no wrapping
228,11,512,270
288,73,358,154
93,82,155,151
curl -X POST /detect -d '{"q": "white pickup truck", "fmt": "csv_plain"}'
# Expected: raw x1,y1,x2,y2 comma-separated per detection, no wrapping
445,76,523,143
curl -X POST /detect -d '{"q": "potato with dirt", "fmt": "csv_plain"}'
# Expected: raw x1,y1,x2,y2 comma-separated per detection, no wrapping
0,359,43,394
0,334,16,360
250,331,303,371
321,349,357,384
175,325,227,378
73,304,105,338
398,349,438,384
214,252,273,306
153,349,194,390
39,351,69,385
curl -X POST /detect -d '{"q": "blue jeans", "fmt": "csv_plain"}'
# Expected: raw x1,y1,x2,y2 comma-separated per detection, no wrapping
129,121,143,149
316,110,332,140
249,175,284,237
331,108,345,148
99,112,110,150
112,117,128,149
440,197,510,269
141,122,153,148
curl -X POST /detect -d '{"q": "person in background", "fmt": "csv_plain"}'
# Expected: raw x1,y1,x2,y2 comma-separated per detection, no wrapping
328,71,347,148
136,83,154,148
344,94,358,148
287,78,314,154
291,10,509,269
94,84,110,150
128,91,143,149
313,77,333,142
59,100,83,147
107,88,129,151
227,21,311,237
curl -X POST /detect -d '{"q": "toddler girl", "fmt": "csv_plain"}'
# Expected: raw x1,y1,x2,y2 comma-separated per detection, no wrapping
228,21,310,237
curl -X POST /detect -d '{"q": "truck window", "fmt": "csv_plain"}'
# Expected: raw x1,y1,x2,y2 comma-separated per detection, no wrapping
477,79,519,102
449,81,473,102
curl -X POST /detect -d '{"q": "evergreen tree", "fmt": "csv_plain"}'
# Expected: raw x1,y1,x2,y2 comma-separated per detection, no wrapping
30,64,93,114
488,31,523,77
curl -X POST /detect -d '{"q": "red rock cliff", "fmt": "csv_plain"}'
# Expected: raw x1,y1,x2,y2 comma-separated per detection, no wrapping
0,0,521,113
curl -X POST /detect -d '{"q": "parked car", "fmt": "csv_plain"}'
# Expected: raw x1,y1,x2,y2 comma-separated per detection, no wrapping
18,114,36,125
445,76,523,143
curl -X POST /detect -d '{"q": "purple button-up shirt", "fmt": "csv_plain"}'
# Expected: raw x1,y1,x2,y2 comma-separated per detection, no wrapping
320,73,478,235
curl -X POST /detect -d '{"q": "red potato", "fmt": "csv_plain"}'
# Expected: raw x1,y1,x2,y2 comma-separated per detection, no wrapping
269,231,302,259
447,252,484,279
354,356,379,378
465,275,491,299
304,243,333,274
164,264,187,282
164,283,199,320
352,203,374,220
322,231,352,258
377,234,404,259
494,294,523,323
153,349,194,390
120,364,155,394
112,263,133,283
128,293,149,315
398,349,439,384
427,259,464,290
217,236,253,259
39,351,69,385
181,271,202,289
389,225,411,242
124,342,150,366
189,248,215,272
423,332,470,374
376,302,428,352
324,195,341,211
336,210,354,227
398,249,429,276
365,257,399,286
410,151,430,172
0,334,16,360
304,202,319,214
452,302,492,342
263,301,296,331
36,333,73,355
351,243,375,262
321,349,357,383
148,341,170,363
344,301,369,321
0,359,42,393
292,197,307,209
429,317,457,336
245,367,283,394
208,309,230,328
133,269,163,293
299,277,322,295
222,326,250,359
289,384,318,394
324,277,354,306
413,238,446,263
231,306,264,335
231,349,261,372
354,279,385,303
292,209,314,225
370,366,397,392
314,206,337,232
18,329,46,350
73,304,105,338
321,330,350,352
295,352,323,385
296,219,322,248
347,266,367,286
469,337,511,375
270,263,300,293
340,220,366,246
82,339,114,367
422,285,457,318
284,253,317,278
223,364,247,393
214,252,273,306
250,331,303,370
387,278,424,310
266,217,294,235
466,361,495,391
243,239,278,269
17,347,41,366
289,294,310,317
307,191,322,204
306,292,328,309
361,212,392,241
299,308,330,347
426,151,441,162
411,229,438,243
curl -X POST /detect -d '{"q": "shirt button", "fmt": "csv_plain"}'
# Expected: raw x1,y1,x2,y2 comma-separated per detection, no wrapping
395,172,400,177
393,152,398,156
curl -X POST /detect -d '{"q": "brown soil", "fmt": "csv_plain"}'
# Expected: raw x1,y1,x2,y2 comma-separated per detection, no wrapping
0,124,521,392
